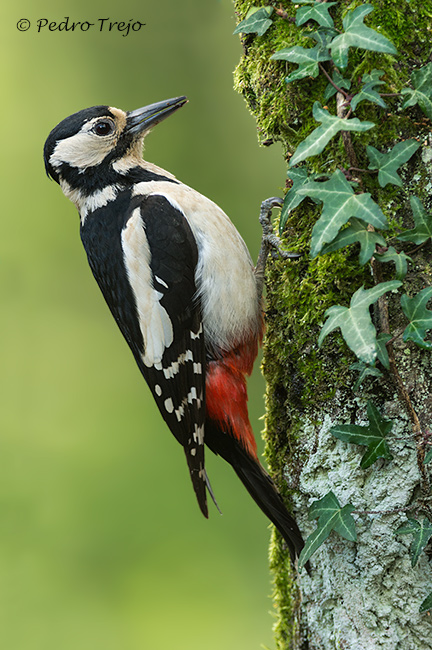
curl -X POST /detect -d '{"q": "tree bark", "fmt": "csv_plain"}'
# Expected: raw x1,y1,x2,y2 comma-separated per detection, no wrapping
233,1,432,648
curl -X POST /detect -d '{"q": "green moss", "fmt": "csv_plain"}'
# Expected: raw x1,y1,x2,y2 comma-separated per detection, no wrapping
268,529,301,650
232,0,432,645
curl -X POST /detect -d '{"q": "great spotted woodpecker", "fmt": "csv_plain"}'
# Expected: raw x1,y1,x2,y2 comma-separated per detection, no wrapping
43,96,306,566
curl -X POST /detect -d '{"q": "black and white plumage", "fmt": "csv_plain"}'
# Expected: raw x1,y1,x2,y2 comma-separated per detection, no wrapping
43,97,307,567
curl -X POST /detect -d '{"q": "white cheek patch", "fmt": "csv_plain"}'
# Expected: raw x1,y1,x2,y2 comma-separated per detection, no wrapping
121,208,174,367
50,128,115,171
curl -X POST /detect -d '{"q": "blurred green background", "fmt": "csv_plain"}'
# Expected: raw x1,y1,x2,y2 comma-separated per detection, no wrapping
1,1,287,648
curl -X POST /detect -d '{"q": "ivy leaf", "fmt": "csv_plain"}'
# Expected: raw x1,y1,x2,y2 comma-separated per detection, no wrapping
397,197,432,245
350,362,382,391
290,103,374,167
401,286,432,350
319,281,402,364
425,448,432,465
271,45,331,83
362,68,386,83
367,140,420,187
295,1,336,29
401,62,432,120
309,28,339,49
420,591,432,614
298,491,356,568
324,69,351,101
233,7,274,36
351,79,387,111
330,4,397,69
297,170,387,257
279,168,312,234
320,217,387,265
331,401,393,469
396,518,432,567
374,246,412,280
376,333,391,370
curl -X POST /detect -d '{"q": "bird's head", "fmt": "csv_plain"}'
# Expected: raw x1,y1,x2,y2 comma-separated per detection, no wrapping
43,96,187,191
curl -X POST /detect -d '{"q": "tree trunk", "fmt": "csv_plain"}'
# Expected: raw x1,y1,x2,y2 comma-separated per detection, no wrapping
233,1,432,648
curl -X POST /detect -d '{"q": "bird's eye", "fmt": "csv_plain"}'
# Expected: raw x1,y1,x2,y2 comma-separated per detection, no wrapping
93,120,115,136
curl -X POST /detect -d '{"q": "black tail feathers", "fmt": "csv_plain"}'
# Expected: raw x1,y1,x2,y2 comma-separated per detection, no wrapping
205,420,309,571
232,450,307,567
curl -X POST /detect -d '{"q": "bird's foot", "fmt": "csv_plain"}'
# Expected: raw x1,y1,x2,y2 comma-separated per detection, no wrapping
258,197,302,263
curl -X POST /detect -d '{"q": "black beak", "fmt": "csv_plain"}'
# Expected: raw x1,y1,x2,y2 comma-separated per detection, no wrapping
126,96,187,135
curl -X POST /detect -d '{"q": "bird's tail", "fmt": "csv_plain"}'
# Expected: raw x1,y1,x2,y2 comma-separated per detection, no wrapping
204,418,307,569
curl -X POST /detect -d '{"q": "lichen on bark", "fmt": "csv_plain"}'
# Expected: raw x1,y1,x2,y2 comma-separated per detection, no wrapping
232,1,432,647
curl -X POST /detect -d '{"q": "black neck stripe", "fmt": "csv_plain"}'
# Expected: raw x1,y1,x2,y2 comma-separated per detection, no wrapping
60,163,179,196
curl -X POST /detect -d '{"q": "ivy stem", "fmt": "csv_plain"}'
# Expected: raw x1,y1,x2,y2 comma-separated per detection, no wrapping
406,238,432,255
318,63,350,99
349,166,377,175
371,257,429,493
336,92,360,175
385,328,404,345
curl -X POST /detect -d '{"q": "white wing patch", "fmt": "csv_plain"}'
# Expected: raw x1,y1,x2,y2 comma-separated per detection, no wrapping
121,207,173,367
131,179,261,352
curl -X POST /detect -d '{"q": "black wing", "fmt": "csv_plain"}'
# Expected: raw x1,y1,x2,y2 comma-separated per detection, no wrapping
81,191,208,516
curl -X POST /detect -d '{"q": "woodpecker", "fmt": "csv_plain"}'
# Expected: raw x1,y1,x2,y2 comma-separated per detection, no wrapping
43,96,306,566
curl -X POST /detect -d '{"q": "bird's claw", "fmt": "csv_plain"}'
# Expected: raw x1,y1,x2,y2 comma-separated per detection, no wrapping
259,197,284,233
259,197,302,260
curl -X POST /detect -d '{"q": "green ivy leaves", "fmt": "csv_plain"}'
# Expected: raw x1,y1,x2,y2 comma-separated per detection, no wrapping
402,62,432,120
396,516,432,610
271,45,332,83
366,140,420,187
318,281,432,362
297,169,386,256
279,168,315,234
269,3,397,72
290,104,374,166
331,401,393,468
420,592,432,614
319,282,401,364
320,218,387,265
374,247,412,281
299,492,357,568
398,197,432,245
351,77,387,111
401,287,432,350
329,5,397,69
396,518,432,568
295,1,337,29
233,7,274,37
